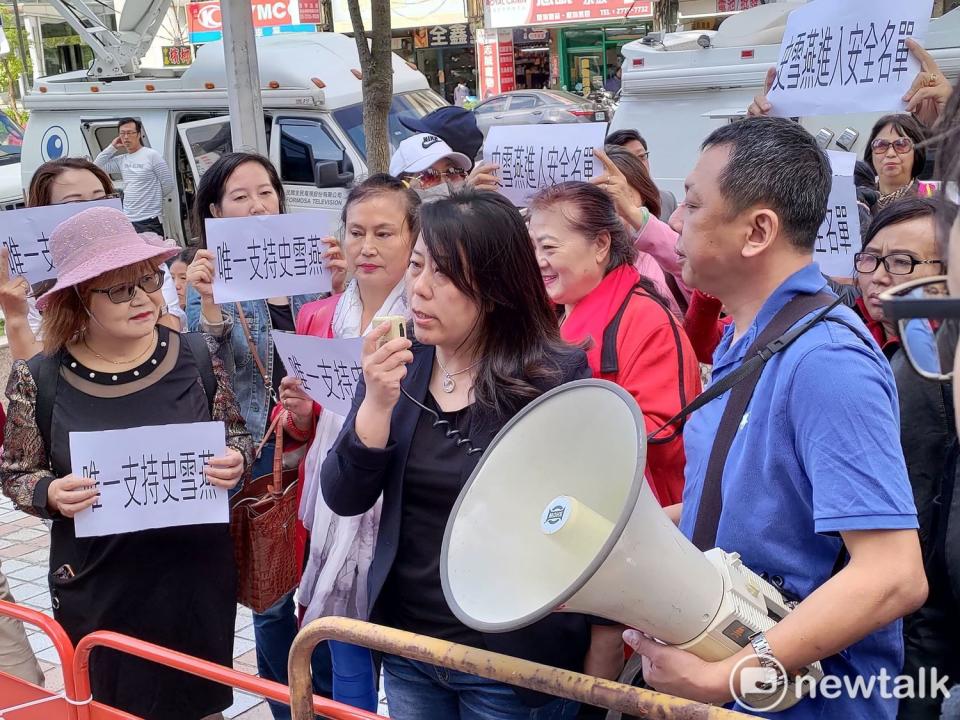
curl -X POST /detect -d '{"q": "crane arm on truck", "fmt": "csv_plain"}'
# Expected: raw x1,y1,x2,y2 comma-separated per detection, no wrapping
47,0,172,79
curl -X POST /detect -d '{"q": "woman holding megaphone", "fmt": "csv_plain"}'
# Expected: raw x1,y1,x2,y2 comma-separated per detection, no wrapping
320,188,597,719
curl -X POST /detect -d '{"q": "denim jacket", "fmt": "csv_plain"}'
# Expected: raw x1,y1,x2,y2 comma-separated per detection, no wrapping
186,286,319,443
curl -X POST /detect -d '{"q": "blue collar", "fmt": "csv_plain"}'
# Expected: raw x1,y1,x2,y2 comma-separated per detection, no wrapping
714,263,830,371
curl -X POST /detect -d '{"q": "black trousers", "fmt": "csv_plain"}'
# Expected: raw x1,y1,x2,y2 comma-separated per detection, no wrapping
132,216,164,236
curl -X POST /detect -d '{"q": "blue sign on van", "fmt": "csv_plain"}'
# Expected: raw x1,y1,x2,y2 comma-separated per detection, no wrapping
189,23,315,44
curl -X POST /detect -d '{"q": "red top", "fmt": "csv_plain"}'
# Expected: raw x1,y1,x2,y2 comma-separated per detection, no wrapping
856,296,899,353
683,290,730,364
269,294,341,577
560,265,701,506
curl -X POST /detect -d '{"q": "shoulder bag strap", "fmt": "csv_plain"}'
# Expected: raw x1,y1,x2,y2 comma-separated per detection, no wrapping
235,302,276,404
690,291,837,551
181,332,217,415
29,351,62,461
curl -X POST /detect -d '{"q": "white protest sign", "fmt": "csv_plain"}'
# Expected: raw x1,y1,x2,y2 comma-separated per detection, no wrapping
483,122,607,207
1,198,123,284
767,0,933,118
208,210,338,303
815,150,861,278
70,421,227,538
272,331,364,417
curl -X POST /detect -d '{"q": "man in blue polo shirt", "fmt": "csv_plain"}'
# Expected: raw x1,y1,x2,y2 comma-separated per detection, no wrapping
625,117,929,718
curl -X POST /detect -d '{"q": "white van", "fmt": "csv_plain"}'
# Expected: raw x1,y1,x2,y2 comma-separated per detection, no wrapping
612,3,960,197
20,32,446,244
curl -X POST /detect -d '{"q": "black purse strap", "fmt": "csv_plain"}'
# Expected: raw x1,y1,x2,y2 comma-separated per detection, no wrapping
689,291,839,550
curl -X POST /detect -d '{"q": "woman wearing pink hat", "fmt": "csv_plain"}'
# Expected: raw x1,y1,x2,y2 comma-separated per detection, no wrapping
0,206,253,720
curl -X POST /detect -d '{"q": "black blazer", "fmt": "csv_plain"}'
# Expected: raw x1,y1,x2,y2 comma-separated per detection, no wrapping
321,342,593,706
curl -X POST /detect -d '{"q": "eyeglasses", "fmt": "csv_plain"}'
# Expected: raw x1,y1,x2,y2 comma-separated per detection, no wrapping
854,252,943,276
880,276,958,382
409,167,469,188
91,270,164,304
871,137,914,155
118,131,140,137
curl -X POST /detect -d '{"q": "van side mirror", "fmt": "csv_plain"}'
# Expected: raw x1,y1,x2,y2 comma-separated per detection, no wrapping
314,159,354,188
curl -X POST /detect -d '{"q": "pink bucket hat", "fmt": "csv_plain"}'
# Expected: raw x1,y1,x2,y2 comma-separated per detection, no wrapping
36,206,179,310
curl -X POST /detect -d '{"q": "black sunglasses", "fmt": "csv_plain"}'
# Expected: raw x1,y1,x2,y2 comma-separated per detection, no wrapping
90,269,164,304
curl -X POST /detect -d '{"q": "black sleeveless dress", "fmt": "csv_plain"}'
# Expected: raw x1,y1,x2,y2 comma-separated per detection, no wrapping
46,327,236,720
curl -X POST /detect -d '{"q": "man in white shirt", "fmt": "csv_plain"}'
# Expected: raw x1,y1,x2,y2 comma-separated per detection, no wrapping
94,118,175,235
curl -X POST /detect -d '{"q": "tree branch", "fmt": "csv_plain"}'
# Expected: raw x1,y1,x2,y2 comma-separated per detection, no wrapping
346,0,371,67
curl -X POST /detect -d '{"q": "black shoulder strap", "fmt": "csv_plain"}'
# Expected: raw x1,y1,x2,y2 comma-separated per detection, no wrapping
690,291,837,551
28,351,61,460
600,284,684,377
181,332,217,415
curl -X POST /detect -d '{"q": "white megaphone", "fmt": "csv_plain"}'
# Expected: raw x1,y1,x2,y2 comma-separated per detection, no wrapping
440,380,822,712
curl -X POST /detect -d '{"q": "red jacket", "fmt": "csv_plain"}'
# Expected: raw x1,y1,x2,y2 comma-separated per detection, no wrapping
561,265,701,506
269,294,341,576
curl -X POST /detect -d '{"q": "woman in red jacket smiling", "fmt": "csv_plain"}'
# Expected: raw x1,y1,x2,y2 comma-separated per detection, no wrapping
528,181,701,506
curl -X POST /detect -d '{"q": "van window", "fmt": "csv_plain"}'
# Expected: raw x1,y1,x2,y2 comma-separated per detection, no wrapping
278,118,346,184
332,90,446,161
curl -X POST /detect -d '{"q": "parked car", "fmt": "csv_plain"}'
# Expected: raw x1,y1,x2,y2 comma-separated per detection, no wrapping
0,112,25,211
472,90,609,135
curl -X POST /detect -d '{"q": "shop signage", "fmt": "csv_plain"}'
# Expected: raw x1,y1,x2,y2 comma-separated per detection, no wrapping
414,23,473,49
162,45,193,66
484,0,652,29
514,28,550,44
716,0,763,11
476,28,516,99
187,0,316,43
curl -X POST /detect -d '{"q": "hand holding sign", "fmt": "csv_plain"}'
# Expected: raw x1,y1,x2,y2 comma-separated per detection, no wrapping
321,237,347,296
467,161,502,192
902,38,952,127
592,148,646,234
747,67,777,118
203,448,245,489
279,375,315,430
187,248,216,301
0,247,31,325
48,474,100,519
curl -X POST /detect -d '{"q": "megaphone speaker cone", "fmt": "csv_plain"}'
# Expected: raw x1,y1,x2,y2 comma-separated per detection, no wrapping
441,380,724,644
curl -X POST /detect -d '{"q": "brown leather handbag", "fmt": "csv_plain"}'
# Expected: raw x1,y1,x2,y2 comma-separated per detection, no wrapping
229,303,300,613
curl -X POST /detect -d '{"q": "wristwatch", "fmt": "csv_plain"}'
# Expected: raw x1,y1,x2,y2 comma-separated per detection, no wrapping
749,631,788,691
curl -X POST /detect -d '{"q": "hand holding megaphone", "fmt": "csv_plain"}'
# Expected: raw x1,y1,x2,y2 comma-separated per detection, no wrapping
354,323,413,449
361,321,414,414
441,380,823,713
624,629,733,706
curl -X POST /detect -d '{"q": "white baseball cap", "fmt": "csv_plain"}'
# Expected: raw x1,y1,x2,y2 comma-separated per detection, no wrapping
389,133,472,177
